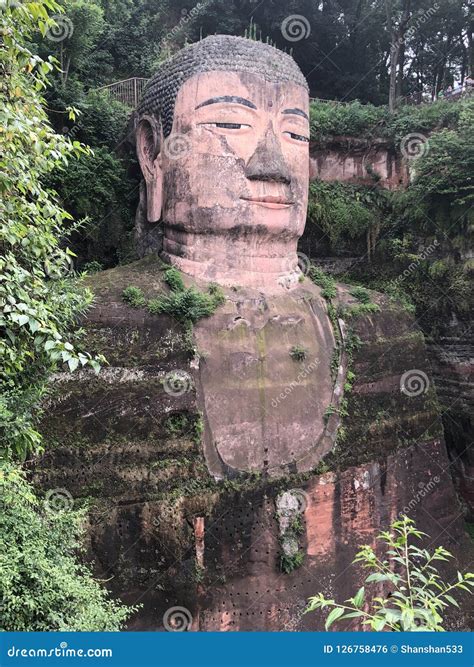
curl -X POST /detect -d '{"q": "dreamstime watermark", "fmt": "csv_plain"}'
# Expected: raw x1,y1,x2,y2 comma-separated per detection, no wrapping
390,239,439,287
278,488,310,515
61,122,82,141
7,643,112,659
400,369,430,397
400,132,430,160
163,132,192,160
44,487,74,513
163,606,193,632
161,2,210,48
162,369,193,396
271,358,320,408
281,15,311,42
45,14,74,42
399,477,440,517
283,251,311,277
390,4,439,54
44,250,74,279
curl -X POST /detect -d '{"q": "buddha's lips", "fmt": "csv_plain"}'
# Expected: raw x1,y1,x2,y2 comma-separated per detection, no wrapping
241,196,294,209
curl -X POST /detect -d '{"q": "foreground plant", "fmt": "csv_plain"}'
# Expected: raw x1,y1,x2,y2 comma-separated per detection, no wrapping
306,515,474,631
0,0,106,459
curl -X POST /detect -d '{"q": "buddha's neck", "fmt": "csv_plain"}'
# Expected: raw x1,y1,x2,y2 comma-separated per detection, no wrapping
161,228,302,291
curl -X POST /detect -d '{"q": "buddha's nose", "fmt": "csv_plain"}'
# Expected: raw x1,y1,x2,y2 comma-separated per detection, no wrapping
244,124,291,185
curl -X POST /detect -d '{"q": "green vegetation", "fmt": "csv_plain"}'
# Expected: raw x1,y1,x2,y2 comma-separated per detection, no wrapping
0,0,107,460
0,464,136,631
323,404,337,423
280,551,304,575
163,266,185,292
122,285,146,308
122,269,226,324
309,98,470,143
277,500,306,575
309,97,473,336
306,516,474,631
345,302,381,318
147,285,225,323
308,181,389,258
164,413,191,436
289,345,307,362
308,266,337,300
0,1,134,631
349,286,372,304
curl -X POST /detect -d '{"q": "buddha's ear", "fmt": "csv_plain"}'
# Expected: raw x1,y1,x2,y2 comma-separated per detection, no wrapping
136,115,162,223
309,157,318,181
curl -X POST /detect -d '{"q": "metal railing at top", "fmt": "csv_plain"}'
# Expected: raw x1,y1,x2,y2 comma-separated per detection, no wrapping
96,77,150,108
94,82,472,110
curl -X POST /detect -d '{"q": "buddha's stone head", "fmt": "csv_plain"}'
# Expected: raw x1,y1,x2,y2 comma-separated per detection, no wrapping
136,35,311,290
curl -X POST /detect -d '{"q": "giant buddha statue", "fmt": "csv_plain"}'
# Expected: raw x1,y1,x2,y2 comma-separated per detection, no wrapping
37,36,467,631
135,36,344,478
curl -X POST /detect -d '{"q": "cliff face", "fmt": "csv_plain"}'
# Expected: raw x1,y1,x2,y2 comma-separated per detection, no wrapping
310,136,409,190
34,256,471,630
427,321,474,521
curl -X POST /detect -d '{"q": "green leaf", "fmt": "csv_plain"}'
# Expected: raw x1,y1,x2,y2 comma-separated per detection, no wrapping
353,587,365,608
325,606,345,630
373,616,387,631
443,594,459,608
67,357,79,372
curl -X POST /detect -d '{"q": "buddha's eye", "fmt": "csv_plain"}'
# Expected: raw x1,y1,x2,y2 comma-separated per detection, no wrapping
215,122,248,129
199,122,251,130
284,131,310,143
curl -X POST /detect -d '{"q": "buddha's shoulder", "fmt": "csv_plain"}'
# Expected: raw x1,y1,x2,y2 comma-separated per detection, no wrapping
84,255,168,310
327,281,443,465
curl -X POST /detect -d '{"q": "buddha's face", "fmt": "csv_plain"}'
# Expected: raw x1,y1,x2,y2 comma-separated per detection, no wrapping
137,70,311,286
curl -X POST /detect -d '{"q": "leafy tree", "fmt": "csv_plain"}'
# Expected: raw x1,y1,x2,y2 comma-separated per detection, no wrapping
0,0,106,459
0,1,135,632
48,0,105,86
0,463,135,631
306,516,474,631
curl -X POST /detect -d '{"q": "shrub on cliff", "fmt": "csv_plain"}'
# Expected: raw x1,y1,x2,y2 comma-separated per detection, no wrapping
309,98,471,143
307,181,390,257
0,464,135,631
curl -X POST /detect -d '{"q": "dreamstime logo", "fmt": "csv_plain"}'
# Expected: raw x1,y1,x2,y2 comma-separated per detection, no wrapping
288,488,309,513
44,250,74,279
390,239,439,287
390,3,439,54
292,252,311,276
44,488,74,513
400,369,429,397
399,476,440,517
278,251,311,289
160,1,209,48
400,133,430,160
61,123,81,140
163,606,193,632
163,370,193,396
281,15,311,42
271,359,320,408
46,15,74,42
282,536,299,556
163,133,192,160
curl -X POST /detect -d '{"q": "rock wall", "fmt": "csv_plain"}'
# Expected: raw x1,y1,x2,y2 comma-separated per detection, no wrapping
310,136,409,190
427,321,474,521
33,257,472,630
